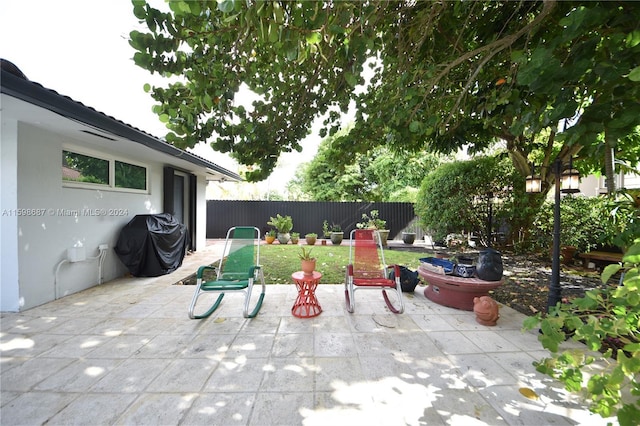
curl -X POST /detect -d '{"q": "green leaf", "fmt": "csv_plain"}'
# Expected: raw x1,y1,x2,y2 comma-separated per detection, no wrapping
627,66,640,82
623,343,640,353
628,291,640,306
626,30,640,48
203,94,213,109
268,22,278,43
618,404,640,426
132,2,147,20
409,121,421,133
624,242,640,264
217,0,235,14
143,83,151,93
306,32,322,45
602,264,622,284
344,72,357,88
159,113,170,123
522,315,540,330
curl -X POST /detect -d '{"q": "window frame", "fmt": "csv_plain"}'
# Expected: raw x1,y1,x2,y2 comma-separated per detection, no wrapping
62,147,149,194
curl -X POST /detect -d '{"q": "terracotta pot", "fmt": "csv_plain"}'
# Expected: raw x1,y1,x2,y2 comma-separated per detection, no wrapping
301,259,316,276
266,235,276,244
305,236,316,245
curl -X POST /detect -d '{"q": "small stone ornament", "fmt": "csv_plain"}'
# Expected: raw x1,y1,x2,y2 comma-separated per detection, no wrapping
473,296,500,326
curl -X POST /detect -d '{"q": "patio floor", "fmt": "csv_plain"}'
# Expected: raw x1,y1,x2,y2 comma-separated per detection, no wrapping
0,242,616,425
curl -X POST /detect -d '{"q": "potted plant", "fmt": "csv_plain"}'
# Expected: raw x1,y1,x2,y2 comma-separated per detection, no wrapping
305,233,317,245
321,220,330,245
402,224,417,245
290,232,300,245
330,223,344,245
265,229,276,244
298,247,316,276
357,210,389,246
267,214,293,244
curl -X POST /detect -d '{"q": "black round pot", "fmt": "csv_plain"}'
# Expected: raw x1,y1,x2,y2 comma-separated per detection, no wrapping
402,232,416,244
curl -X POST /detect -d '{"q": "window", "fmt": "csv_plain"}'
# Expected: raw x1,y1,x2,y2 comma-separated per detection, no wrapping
115,161,147,190
62,150,148,192
62,151,109,185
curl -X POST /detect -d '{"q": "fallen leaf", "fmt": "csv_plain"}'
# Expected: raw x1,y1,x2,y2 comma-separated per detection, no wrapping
519,387,539,400
214,317,226,323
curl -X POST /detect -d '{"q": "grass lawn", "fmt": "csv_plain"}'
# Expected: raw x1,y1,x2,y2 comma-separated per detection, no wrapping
259,244,427,284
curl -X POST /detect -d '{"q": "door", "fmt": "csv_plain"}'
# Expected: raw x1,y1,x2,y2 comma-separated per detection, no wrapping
164,167,196,251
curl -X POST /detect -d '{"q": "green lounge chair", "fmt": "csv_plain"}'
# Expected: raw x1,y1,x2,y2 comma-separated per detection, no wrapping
188,226,265,319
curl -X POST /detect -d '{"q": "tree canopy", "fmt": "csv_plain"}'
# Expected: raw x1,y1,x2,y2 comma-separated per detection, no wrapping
300,127,444,202
130,0,640,183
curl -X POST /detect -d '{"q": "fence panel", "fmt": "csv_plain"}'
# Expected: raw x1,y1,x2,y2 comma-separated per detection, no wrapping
206,201,416,240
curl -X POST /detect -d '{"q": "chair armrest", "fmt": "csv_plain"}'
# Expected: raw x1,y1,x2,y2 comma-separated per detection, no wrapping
249,265,261,276
197,265,216,279
347,264,354,276
386,264,401,280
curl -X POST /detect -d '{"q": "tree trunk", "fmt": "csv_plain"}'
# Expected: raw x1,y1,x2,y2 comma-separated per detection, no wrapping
604,129,616,194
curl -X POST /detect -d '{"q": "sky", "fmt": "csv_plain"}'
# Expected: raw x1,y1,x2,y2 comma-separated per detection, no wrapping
0,0,322,195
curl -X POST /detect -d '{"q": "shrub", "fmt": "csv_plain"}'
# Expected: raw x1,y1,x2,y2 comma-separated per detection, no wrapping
530,194,633,254
415,155,523,244
523,240,640,425
604,189,640,250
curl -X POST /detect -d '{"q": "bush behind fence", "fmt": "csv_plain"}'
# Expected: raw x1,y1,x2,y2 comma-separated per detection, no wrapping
206,200,416,240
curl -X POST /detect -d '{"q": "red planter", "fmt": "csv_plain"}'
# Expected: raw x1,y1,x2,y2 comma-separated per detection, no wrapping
418,266,504,311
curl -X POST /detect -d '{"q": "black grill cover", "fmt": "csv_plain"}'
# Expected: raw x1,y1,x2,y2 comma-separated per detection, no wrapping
114,213,190,277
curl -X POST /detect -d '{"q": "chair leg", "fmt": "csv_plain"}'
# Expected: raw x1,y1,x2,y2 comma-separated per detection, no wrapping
243,270,266,318
344,274,355,313
381,290,402,314
345,288,355,313
189,291,225,319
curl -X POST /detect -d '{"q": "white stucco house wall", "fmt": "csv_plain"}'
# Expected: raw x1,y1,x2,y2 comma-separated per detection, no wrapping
1,60,242,312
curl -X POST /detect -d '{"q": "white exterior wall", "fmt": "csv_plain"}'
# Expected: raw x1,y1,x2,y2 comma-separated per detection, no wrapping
9,122,169,310
1,117,20,311
579,172,640,196
195,174,208,251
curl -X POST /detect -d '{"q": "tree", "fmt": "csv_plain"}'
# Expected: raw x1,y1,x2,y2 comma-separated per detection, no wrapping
130,0,640,183
299,129,444,201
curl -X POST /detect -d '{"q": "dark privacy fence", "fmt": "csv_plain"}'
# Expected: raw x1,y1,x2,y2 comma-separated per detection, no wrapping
206,201,416,239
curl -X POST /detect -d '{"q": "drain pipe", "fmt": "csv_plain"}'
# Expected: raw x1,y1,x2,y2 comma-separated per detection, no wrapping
54,245,109,299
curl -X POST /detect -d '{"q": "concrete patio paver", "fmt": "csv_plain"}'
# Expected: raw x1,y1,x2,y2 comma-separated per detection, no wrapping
0,244,618,425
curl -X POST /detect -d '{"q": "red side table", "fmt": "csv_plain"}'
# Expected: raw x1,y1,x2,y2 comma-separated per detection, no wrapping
291,271,323,318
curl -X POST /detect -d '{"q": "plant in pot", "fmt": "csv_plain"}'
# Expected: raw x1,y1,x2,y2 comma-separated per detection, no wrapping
330,223,344,245
321,220,331,245
305,233,317,245
402,224,417,245
357,210,389,246
290,232,300,245
265,229,276,244
267,214,293,244
298,247,316,276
